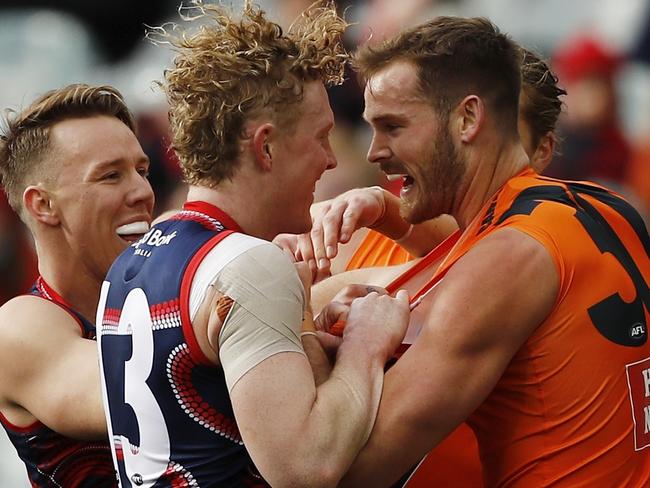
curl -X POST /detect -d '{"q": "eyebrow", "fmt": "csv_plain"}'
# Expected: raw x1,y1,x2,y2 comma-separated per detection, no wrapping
87,155,150,175
362,113,407,125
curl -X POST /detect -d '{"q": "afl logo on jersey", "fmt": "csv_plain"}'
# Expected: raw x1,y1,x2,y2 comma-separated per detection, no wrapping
131,473,144,486
630,323,647,340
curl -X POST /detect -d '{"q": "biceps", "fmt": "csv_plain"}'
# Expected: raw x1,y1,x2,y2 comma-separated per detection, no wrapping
218,301,306,392
381,323,518,444
229,352,315,456
20,340,106,439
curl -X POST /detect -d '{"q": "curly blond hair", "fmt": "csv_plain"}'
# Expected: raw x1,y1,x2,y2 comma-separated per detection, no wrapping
156,0,348,187
0,84,134,221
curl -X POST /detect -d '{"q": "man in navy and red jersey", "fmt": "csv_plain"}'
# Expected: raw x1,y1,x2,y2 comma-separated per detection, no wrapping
0,84,154,487
97,2,409,488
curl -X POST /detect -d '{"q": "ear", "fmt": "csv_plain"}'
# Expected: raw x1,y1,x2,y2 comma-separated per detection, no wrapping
455,95,484,143
23,185,60,226
529,132,555,174
252,123,275,172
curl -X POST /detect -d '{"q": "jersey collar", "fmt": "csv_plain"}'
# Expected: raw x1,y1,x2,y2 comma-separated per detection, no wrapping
182,201,243,232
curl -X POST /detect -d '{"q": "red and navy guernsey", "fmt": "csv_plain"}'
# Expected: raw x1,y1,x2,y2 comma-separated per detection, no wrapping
98,201,267,487
0,277,116,487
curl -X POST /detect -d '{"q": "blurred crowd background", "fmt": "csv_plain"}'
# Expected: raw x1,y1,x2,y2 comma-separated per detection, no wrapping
1,0,650,484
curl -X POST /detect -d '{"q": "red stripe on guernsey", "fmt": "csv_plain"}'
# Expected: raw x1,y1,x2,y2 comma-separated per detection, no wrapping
385,230,461,294
150,299,182,330
115,442,124,461
102,308,121,332
31,277,86,336
0,410,41,432
180,230,236,366
34,276,72,308
173,201,244,232
385,232,459,358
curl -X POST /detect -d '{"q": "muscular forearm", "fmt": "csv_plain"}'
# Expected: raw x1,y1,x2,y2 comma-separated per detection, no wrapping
372,191,412,242
301,311,332,385
294,339,386,487
302,335,332,386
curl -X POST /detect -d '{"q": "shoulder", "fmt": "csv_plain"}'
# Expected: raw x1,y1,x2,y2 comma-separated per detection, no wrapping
214,236,304,303
0,295,83,345
431,227,558,352
0,296,84,394
207,233,298,277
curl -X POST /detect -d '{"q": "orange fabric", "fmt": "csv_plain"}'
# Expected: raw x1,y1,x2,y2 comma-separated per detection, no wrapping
431,169,650,487
346,229,414,269
346,230,483,487
626,143,650,218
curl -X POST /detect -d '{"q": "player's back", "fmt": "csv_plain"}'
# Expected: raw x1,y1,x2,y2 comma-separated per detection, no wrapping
441,170,650,486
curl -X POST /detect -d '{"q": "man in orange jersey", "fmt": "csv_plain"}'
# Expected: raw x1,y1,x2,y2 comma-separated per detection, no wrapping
318,17,649,487
275,47,565,488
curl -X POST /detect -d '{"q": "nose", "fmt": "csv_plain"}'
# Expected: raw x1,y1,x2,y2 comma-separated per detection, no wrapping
326,146,337,171
323,139,337,171
126,170,155,215
367,133,390,164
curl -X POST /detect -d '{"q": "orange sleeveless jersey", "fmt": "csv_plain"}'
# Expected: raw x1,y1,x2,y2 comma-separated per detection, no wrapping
430,169,650,487
346,230,484,487
346,229,414,269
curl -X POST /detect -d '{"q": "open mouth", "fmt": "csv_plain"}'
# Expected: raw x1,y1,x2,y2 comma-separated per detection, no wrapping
116,221,149,243
385,172,415,191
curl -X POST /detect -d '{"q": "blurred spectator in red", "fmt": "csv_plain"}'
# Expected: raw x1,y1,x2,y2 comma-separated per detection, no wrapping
136,110,184,215
546,35,631,185
0,191,37,305
624,7,650,222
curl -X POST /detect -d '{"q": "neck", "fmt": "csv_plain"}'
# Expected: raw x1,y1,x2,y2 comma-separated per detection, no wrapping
452,139,529,229
187,179,278,241
35,239,102,321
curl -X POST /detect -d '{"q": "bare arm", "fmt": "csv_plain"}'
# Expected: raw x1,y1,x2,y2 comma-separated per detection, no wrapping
311,261,412,313
231,291,410,487
208,243,410,487
341,228,559,487
0,296,106,440
274,186,458,280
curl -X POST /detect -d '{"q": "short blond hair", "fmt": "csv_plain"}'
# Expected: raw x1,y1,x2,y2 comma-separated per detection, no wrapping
157,0,348,187
0,84,135,220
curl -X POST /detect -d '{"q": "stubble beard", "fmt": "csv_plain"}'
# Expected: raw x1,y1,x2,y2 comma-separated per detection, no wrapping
402,126,464,224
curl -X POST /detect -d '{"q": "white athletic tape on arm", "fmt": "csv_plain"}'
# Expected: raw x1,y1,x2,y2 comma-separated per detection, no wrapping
189,232,267,321
213,243,307,392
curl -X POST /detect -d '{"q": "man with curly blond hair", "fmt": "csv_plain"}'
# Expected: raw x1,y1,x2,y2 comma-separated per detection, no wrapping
97,2,410,487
